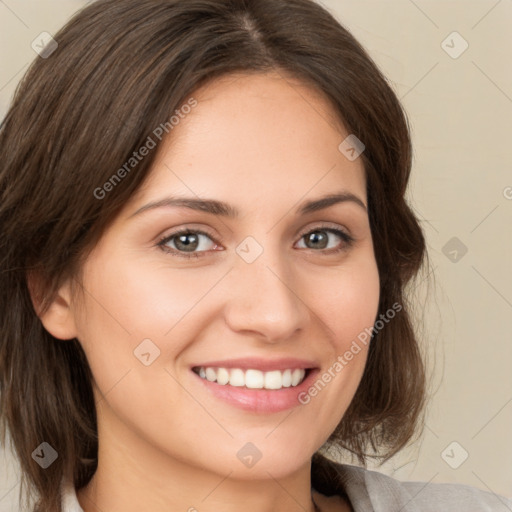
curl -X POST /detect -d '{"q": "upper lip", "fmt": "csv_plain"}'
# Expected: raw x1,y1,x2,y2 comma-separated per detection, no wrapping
191,357,319,372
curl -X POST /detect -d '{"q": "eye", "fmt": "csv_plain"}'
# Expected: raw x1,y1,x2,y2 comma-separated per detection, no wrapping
157,224,355,259
157,228,221,259
295,226,355,254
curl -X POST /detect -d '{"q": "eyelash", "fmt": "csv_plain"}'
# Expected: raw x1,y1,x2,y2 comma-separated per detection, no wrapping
156,225,355,259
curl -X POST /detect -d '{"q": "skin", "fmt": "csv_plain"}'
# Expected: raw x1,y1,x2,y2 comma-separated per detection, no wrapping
36,71,380,512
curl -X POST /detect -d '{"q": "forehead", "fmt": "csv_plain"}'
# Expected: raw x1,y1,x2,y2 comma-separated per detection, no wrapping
191,71,345,127
176,71,349,151
125,71,366,216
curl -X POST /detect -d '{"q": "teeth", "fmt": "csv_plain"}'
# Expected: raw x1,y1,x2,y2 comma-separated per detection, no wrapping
245,369,264,389
194,367,307,390
216,367,230,385
281,369,292,387
230,368,245,387
205,367,216,382
291,368,304,386
265,370,283,390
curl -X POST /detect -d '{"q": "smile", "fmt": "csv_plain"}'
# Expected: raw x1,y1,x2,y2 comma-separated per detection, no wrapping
192,366,308,390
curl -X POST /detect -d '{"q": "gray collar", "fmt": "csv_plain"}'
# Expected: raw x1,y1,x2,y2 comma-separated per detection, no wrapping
331,462,422,512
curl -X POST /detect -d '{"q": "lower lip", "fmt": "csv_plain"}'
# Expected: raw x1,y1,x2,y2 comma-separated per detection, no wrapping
191,368,320,413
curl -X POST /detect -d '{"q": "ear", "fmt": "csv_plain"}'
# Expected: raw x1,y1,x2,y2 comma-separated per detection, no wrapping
26,271,79,340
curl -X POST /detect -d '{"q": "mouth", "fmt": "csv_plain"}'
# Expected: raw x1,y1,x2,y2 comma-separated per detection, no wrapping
189,356,321,413
192,366,313,390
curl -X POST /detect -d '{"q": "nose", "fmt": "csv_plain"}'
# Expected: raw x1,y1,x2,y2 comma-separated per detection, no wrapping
222,247,309,343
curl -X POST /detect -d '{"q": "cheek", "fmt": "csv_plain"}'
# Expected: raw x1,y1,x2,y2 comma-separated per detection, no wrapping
72,249,232,398
309,251,380,347
297,251,380,422
77,247,219,340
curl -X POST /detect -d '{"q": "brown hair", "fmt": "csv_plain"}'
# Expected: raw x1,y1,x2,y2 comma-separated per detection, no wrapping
0,0,429,510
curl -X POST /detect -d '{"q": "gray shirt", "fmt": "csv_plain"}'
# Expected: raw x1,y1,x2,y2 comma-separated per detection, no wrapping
60,462,512,511
329,463,512,511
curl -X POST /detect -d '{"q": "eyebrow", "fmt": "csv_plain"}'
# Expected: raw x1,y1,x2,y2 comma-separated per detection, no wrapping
128,191,367,219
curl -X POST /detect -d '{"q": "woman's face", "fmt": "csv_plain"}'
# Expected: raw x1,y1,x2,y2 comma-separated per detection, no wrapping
61,72,380,479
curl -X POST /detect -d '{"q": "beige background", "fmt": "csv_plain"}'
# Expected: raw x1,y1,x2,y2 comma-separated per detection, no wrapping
1,0,511,510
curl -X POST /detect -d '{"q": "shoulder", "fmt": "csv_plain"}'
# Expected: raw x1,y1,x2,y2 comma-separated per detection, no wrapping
397,478,512,511
361,465,512,511
312,454,512,511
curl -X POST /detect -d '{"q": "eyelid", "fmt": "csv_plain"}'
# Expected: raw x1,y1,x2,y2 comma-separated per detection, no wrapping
296,221,352,239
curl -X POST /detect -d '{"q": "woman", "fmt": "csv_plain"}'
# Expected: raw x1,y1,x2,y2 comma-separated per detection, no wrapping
0,0,509,511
